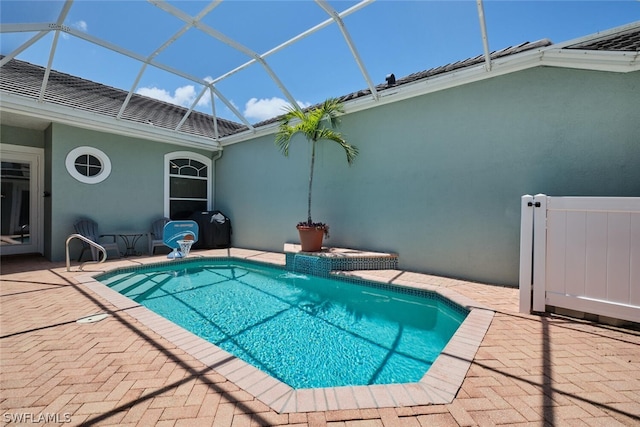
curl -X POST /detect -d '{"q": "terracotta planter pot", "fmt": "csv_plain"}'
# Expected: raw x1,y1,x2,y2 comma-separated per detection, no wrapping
297,226,325,252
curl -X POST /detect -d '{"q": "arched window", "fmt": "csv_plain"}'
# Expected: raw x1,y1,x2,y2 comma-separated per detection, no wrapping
164,152,211,219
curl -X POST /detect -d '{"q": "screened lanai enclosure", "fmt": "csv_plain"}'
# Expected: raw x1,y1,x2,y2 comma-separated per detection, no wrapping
3,1,636,133
1,1,638,286
1,0,502,132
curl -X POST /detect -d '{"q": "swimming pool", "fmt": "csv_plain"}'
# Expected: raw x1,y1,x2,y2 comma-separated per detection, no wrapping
97,258,467,389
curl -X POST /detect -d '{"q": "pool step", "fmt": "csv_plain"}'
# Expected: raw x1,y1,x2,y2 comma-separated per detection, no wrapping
284,244,398,277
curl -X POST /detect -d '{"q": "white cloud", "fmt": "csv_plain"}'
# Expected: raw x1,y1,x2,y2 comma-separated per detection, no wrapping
243,97,311,122
134,89,310,121
72,20,88,32
61,20,87,39
136,87,173,103
136,85,210,109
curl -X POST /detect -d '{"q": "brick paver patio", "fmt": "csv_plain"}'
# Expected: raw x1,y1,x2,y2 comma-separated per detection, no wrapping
1,250,639,426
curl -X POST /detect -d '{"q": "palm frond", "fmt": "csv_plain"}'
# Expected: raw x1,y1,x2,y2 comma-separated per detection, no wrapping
275,99,348,143
314,129,358,165
275,106,307,156
274,98,358,224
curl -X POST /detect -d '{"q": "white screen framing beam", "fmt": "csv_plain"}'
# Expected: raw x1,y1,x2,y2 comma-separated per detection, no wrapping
2,18,250,133
211,0,373,87
2,0,377,129
315,0,378,101
476,0,492,71
117,1,224,129
5,23,214,96
149,0,301,113
39,0,74,102
1,0,504,139
0,30,49,68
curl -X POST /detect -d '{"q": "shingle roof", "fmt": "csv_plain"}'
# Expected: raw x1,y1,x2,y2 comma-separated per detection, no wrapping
565,26,640,51
0,58,247,139
2,24,637,138
342,39,554,103
251,39,552,128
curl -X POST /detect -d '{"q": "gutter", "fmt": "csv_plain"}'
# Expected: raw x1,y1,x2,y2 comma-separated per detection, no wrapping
540,48,639,73
338,44,639,116
0,92,223,152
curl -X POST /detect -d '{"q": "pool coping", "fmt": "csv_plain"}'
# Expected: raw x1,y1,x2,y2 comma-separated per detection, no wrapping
73,252,494,413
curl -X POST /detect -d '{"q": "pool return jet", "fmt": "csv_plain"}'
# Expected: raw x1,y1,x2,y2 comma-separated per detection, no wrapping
163,220,199,259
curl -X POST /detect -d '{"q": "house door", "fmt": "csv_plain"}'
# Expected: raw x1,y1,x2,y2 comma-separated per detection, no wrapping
0,144,44,256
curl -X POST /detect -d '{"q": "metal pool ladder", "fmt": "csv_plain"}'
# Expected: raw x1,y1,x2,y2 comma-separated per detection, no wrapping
66,233,108,272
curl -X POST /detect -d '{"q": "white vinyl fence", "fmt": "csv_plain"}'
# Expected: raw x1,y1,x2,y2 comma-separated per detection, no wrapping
520,194,640,323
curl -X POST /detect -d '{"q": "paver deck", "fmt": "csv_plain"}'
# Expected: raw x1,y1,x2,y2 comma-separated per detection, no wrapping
2,249,639,426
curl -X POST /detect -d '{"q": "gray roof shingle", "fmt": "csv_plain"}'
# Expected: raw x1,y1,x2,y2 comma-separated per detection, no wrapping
0,58,247,139
566,26,640,51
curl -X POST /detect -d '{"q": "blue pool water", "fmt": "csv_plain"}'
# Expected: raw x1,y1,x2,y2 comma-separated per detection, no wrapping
97,259,467,389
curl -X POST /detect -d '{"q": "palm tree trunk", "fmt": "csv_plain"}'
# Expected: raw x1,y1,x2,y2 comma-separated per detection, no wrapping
307,139,316,224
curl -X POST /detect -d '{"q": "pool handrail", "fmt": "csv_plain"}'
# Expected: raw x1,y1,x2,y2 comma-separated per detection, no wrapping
66,233,107,271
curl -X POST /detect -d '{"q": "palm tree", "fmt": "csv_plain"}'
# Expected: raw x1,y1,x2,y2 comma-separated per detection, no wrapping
275,98,358,227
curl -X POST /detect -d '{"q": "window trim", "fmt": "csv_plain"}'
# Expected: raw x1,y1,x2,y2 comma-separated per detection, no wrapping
164,151,212,218
65,146,111,184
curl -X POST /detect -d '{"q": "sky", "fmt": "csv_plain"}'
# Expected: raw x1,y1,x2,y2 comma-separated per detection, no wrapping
1,1,638,124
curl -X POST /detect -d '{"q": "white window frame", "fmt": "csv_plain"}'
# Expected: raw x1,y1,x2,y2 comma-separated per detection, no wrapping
164,151,212,219
65,146,111,184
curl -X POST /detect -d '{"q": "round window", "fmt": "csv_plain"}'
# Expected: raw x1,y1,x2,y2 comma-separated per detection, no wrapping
65,147,111,184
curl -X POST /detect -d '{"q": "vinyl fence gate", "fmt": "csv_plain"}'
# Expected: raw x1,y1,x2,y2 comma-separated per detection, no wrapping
519,194,640,323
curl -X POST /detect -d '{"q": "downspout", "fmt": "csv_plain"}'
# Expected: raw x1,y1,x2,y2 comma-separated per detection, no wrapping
211,148,223,211
210,89,223,211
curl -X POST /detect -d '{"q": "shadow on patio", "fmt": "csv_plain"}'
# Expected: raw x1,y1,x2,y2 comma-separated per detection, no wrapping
1,254,639,426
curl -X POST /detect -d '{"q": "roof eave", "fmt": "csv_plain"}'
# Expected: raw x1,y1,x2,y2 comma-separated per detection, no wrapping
540,49,639,73
0,92,222,151
342,49,638,118
218,122,281,147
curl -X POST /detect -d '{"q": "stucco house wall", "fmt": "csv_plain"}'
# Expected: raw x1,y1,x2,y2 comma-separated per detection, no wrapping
0,125,45,149
215,67,640,286
2,122,215,261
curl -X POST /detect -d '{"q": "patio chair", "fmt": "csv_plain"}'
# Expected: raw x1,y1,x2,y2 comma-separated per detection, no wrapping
148,217,170,255
73,218,121,261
